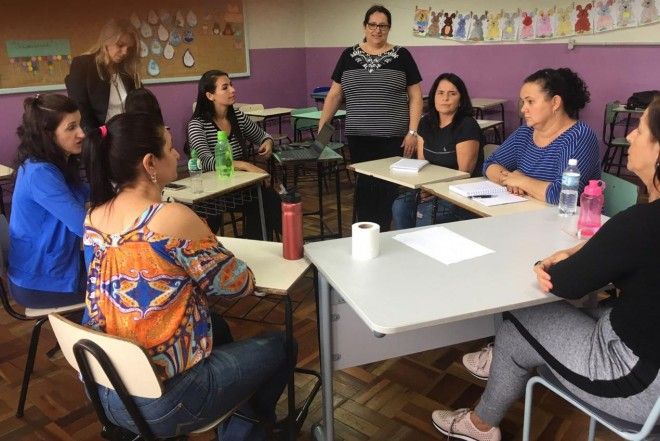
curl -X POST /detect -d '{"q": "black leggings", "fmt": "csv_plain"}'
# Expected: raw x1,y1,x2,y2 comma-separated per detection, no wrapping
348,136,404,232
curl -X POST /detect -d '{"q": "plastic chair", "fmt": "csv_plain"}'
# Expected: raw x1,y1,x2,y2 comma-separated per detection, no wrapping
601,172,639,217
291,107,320,142
523,365,660,441
601,101,632,176
48,313,254,440
311,86,331,109
0,215,85,417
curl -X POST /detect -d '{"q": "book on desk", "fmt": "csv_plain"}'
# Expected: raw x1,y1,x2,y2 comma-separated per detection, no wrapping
449,180,527,206
389,158,429,173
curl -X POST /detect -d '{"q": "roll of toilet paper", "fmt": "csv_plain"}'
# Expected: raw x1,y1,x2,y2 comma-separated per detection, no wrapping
352,222,380,260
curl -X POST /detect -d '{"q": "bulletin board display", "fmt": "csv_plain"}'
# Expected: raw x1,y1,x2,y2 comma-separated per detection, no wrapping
0,0,249,94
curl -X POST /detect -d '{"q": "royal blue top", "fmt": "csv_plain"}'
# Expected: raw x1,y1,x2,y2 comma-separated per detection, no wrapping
482,121,601,204
8,159,88,292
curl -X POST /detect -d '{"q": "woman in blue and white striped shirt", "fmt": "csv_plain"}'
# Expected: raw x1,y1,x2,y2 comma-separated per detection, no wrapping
483,68,600,204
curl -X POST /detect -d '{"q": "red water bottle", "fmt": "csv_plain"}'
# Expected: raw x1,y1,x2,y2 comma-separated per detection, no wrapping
281,190,303,260
577,180,606,239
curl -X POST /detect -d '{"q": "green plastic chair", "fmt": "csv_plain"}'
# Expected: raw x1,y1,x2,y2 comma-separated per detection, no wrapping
291,107,320,141
601,172,639,217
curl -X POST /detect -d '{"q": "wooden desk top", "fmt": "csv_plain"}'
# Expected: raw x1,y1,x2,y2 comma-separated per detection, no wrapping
472,98,508,109
349,156,469,189
423,177,551,218
218,237,311,296
0,164,14,179
162,171,268,205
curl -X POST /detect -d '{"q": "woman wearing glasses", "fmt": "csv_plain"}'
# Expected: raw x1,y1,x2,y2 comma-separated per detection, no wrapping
319,4,423,231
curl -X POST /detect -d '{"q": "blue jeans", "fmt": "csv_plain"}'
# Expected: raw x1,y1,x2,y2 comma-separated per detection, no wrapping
392,189,466,229
98,331,293,440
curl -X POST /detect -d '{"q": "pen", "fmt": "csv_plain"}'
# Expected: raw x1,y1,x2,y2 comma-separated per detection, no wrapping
469,195,494,199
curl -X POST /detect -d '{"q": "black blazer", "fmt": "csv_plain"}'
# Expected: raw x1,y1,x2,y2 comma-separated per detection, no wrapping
65,54,137,132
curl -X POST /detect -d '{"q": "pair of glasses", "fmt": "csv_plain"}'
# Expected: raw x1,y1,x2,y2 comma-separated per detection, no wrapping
366,23,390,31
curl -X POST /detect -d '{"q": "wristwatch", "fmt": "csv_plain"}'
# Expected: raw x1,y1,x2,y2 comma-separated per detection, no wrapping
407,130,417,137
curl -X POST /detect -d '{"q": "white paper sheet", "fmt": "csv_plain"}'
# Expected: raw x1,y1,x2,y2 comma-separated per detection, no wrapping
393,226,495,265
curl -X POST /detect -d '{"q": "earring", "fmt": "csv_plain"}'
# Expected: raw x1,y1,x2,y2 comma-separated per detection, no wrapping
150,172,158,184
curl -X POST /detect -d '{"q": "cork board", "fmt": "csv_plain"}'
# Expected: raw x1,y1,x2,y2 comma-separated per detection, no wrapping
0,0,249,94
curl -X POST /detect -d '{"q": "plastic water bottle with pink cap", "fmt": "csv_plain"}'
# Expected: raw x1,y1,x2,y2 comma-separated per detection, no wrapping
577,179,606,239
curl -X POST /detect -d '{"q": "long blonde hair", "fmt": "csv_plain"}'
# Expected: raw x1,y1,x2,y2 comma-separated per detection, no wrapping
86,18,140,87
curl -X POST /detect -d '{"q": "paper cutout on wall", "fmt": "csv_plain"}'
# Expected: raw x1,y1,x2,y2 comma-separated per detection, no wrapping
427,10,441,37
414,6,432,36
520,9,536,39
485,10,503,41
469,11,487,40
535,7,556,38
595,0,616,31
556,5,575,36
501,11,520,40
639,0,658,24
454,13,472,40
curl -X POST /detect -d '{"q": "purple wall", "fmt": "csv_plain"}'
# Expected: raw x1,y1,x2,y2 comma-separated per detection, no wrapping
305,43,659,150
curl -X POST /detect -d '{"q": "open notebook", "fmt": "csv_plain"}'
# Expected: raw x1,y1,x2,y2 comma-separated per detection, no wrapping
449,180,527,206
389,158,429,173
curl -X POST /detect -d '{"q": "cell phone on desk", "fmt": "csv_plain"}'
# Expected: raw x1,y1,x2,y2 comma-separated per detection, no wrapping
164,183,186,190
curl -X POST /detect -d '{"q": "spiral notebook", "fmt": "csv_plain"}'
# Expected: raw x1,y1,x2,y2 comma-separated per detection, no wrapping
448,181,527,206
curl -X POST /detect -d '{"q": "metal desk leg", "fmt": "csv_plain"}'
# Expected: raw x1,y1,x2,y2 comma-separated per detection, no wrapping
499,103,506,141
335,163,342,238
257,185,267,241
284,296,296,441
312,272,334,441
316,163,325,237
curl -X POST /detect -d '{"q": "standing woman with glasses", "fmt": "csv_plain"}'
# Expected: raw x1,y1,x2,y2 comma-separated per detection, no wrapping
66,18,140,132
319,4,423,231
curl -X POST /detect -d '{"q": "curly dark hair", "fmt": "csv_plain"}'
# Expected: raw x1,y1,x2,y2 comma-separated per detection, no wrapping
15,94,80,184
524,68,590,120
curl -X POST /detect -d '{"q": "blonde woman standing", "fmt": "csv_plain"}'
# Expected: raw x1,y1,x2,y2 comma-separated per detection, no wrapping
66,18,140,132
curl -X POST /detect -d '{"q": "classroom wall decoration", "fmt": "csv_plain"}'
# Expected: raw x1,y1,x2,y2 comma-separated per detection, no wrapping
412,0,659,41
0,0,248,94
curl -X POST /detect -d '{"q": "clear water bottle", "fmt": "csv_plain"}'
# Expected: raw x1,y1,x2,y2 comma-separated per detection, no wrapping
214,131,233,179
187,149,203,193
558,158,580,216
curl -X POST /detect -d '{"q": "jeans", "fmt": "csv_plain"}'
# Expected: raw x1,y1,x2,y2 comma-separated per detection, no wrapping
98,331,293,440
391,189,470,229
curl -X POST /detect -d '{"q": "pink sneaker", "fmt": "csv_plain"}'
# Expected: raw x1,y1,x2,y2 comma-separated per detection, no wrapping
462,343,493,380
431,409,501,441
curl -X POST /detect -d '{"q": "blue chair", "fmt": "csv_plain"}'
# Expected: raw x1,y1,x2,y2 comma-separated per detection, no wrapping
311,86,330,109
601,172,639,217
523,366,660,441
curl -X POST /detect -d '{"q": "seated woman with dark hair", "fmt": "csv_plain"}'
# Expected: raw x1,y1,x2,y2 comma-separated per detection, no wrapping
483,67,600,203
82,112,291,440
187,69,280,239
8,94,87,308
431,98,660,441
392,72,484,229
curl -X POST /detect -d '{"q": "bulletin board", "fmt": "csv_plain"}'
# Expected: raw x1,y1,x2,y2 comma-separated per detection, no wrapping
0,0,249,94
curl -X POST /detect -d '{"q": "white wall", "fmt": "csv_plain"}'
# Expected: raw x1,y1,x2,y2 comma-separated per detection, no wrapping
245,0,306,49
301,0,660,47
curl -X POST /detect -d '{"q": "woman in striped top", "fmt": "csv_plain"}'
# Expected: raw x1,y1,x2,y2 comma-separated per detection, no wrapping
483,68,600,203
187,70,279,239
319,5,423,231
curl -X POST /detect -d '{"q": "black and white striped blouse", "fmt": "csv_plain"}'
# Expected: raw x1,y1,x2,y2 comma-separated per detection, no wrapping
186,109,272,171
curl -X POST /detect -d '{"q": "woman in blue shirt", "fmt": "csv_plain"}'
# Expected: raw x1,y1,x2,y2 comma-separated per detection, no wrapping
483,68,600,203
8,94,88,308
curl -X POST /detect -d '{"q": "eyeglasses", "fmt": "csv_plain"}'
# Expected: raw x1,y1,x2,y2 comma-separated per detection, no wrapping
366,22,390,31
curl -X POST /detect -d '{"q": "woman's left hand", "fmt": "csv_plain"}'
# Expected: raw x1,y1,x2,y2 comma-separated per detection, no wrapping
533,249,571,293
257,139,273,158
501,170,528,195
402,134,417,158
234,160,265,174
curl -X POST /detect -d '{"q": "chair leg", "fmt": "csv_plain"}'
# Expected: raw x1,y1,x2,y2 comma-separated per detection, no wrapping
522,378,537,441
17,317,47,417
588,417,597,441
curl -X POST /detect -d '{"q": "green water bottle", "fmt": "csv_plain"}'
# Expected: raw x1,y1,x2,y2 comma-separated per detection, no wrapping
214,131,233,178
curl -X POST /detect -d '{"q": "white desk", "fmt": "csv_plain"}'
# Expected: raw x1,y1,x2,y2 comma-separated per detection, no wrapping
294,109,346,121
423,177,551,218
242,107,294,136
349,156,469,189
163,171,269,240
305,208,583,440
473,99,508,141
477,119,504,143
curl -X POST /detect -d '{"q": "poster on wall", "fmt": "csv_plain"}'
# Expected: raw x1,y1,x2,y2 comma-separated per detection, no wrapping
412,0,659,42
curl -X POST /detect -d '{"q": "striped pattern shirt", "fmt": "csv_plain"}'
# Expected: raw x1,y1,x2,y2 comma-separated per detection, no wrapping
187,109,272,171
332,45,421,138
483,121,601,204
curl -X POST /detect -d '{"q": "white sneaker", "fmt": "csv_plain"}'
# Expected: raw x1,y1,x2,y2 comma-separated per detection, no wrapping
462,343,493,380
431,408,502,441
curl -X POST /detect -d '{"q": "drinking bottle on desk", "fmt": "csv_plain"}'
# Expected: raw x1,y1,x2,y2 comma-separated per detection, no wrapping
187,149,203,193
214,131,233,179
558,158,580,216
281,188,303,260
577,180,606,239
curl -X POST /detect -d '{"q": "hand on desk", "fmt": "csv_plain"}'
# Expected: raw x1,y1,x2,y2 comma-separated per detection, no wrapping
533,249,572,293
235,160,264,173
500,170,528,196
401,134,417,158
257,139,273,159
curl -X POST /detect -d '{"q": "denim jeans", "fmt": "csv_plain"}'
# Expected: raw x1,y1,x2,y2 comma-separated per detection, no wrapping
98,331,293,440
391,189,467,229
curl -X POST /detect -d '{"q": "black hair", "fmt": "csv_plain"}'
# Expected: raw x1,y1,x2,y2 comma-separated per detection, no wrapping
427,72,474,130
189,69,245,156
15,94,81,184
83,112,165,209
524,68,590,119
363,5,392,26
125,88,164,124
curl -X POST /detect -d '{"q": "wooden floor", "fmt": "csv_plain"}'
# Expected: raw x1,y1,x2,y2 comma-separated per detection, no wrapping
0,165,626,440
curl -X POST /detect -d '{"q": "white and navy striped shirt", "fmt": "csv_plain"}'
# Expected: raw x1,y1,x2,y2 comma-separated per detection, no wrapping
332,45,421,138
483,121,601,204
186,109,272,171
